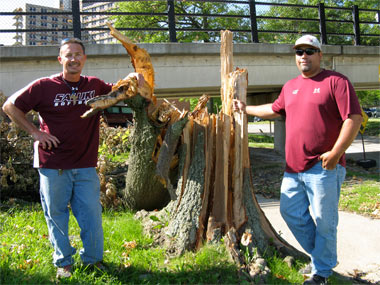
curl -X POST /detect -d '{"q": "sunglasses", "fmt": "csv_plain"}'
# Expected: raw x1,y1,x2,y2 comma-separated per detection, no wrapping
60,37,85,54
295,48,320,56
61,37,83,45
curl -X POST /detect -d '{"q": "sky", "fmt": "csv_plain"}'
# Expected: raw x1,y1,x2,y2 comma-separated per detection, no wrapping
0,0,60,45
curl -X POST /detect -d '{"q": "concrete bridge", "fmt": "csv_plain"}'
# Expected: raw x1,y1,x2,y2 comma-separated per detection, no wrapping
1,43,379,153
1,43,379,102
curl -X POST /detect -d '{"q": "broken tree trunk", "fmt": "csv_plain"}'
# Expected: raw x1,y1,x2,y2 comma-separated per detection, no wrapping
155,31,309,268
83,23,187,210
83,26,308,278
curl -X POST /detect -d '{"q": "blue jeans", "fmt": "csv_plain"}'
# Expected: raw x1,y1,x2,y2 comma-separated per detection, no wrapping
38,168,103,267
280,161,346,278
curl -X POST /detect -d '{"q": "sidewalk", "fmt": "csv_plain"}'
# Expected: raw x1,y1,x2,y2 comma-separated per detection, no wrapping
257,195,380,283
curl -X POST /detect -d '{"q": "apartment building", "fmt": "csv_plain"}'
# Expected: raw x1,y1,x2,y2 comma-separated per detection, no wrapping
22,2,95,46
15,0,118,46
81,1,118,44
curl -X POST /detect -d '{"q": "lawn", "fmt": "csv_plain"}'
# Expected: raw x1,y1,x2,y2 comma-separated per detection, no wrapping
1,203,316,284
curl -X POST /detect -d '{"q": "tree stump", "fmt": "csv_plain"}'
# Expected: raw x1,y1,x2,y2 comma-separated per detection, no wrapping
83,26,309,281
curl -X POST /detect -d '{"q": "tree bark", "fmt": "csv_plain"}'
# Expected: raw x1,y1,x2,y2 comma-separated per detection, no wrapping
122,95,171,210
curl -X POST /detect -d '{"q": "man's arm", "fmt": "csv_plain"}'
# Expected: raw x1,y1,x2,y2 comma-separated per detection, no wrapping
233,100,281,119
319,114,363,170
2,101,60,150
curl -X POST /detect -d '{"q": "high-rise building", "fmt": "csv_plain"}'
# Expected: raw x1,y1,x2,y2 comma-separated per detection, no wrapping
13,1,117,46
81,1,118,44
13,8,23,46
60,0,72,10
22,3,94,46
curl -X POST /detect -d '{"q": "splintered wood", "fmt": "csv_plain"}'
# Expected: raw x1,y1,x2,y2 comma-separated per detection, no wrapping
205,30,249,239
166,30,251,252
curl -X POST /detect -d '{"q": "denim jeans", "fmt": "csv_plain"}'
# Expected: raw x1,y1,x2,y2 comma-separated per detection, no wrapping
280,161,346,278
38,167,103,267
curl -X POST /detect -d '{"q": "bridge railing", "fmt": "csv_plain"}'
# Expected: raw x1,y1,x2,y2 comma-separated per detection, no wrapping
0,0,379,46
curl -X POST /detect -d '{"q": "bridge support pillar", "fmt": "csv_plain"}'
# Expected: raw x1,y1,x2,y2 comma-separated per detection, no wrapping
274,116,285,156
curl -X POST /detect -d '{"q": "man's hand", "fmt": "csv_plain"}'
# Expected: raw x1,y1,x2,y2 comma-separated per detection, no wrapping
233,99,246,114
126,72,145,88
319,151,340,170
320,114,362,170
32,130,60,150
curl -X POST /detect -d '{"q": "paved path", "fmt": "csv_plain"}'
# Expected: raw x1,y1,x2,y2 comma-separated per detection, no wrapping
257,197,380,283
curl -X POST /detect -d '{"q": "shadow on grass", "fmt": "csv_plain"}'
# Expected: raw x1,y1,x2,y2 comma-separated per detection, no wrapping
57,262,240,284
0,265,54,285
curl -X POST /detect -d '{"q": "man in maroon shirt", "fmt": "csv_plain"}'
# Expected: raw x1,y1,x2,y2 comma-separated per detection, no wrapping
2,38,141,279
234,35,362,284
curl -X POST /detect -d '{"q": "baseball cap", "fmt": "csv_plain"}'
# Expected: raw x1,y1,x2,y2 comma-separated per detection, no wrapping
293,35,321,50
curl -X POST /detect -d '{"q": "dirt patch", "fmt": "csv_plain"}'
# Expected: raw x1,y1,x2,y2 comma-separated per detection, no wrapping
250,147,380,219
250,147,285,199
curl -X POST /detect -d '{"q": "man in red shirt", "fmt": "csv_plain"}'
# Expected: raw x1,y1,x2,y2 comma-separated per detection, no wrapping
2,38,141,278
234,35,362,284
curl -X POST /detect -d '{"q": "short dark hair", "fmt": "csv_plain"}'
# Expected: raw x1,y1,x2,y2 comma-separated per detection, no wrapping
60,38,85,54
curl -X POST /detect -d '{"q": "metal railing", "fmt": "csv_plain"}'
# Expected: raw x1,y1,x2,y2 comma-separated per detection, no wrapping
0,0,379,46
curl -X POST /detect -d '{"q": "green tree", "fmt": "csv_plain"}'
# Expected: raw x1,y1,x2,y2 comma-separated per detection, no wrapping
357,90,380,108
111,0,378,45
112,1,250,43
258,0,379,45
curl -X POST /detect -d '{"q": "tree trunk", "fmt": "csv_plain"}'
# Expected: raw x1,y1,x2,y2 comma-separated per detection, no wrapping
122,95,170,210
145,31,309,279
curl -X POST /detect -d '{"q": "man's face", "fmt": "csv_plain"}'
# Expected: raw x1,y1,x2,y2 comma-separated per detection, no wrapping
58,43,87,75
295,45,322,78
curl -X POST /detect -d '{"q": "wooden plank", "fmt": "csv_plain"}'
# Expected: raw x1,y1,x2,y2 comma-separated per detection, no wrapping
196,114,216,249
206,115,226,241
231,69,249,229
223,114,232,229
220,30,234,115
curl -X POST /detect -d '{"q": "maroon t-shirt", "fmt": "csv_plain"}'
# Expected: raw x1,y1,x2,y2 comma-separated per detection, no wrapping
272,69,362,173
9,73,112,169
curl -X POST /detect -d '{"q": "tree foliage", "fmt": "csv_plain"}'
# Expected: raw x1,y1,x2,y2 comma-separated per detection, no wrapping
258,0,379,45
112,1,250,43
111,0,378,45
357,90,380,108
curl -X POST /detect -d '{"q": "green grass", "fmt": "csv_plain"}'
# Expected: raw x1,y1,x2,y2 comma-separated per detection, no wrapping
0,204,240,284
340,180,380,217
248,133,274,148
339,165,380,218
364,118,380,137
0,203,358,284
